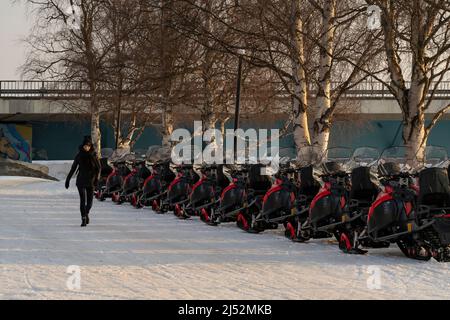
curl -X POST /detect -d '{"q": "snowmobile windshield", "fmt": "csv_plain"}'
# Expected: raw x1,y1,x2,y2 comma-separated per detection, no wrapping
133,149,147,159
101,148,114,159
297,146,324,167
350,147,380,168
146,146,172,163
424,146,448,168
123,153,136,164
325,147,352,163
109,147,131,163
380,146,407,164
321,147,352,176
256,146,292,166
378,147,408,176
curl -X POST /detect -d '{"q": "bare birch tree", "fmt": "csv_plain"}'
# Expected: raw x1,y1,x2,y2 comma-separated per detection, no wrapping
364,0,450,165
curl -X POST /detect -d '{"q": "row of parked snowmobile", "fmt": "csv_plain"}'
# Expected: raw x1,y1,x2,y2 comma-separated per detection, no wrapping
94,145,450,262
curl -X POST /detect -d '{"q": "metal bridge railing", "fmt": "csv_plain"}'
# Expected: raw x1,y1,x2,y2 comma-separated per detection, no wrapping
1,80,450,100
0,80,90,99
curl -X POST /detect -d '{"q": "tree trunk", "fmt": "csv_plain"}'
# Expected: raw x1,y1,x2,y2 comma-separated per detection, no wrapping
290,0,311,155
312,0,336,157
202,76,216,131
160,0,174,149
403,2,428,167
90,96,101,158
161,102,174,148
403,116,426,167
404,72,427,166
201,1,216,133
220,116,230,136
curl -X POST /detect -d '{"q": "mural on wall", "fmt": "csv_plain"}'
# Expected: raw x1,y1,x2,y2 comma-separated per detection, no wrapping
0,124,32,162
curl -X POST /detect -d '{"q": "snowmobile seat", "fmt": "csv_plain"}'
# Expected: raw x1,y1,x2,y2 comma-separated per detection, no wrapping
213,164,230,189
378,162,401,177
100,158,113,177
350,166,379,203
298,166,320,198
419,168,450,208
248,164,272,195
159,162,176,183
322,161,345,176
117,163,131,177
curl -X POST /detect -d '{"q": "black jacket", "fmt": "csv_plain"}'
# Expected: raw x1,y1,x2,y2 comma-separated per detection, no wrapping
66,147,101,187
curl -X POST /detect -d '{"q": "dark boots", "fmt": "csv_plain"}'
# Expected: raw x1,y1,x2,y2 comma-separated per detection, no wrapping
86,214,90,225
81,216,87,227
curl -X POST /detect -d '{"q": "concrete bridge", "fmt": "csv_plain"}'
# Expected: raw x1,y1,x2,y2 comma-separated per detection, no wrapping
1,80,450,121
1,80,449,160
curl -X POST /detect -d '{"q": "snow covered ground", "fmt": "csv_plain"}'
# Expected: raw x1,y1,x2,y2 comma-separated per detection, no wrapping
1,177,449,300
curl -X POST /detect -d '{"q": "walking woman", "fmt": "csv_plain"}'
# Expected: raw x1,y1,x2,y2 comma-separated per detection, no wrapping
65,136,101,227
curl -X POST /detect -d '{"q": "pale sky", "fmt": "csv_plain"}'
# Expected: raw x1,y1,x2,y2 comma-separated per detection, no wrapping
0,1,32,79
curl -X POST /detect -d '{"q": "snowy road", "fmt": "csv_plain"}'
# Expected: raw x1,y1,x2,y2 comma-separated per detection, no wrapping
1,177,449,300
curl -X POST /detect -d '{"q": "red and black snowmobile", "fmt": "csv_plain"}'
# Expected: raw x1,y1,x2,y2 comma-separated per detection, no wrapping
289,147,353,242
236,147,305,233
135,160,175,212
187,164,229,223
283,165,321,241
207,165,252,226
332,147,391,254
365,146,450,261
281,147,322,242
95,148,114,201
102,158,131,203
237,161,298,233
234,164,273,232
162,163,200,219
116,155,151,206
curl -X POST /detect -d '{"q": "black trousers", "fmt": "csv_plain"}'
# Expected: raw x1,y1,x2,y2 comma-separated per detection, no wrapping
77,186,94,218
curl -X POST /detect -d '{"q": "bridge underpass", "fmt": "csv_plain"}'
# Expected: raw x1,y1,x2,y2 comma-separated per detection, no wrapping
0,80,449,160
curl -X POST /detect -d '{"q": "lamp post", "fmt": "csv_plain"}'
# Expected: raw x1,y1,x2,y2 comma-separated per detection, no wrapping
115,73,123,149
234,49,245,160
115,94,122,149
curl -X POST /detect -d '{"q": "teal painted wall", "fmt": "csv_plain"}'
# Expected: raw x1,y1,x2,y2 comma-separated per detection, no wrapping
330,120,450,153
31,119,450,160
32,121,162,160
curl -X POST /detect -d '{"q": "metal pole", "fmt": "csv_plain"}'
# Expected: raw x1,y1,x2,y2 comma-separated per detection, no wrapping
115,76,123,149
115,95,122,149
234,55,243,159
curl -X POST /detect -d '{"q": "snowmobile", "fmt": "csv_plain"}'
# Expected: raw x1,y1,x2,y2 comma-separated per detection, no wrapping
135,160,175,211
101,157,131,202
240,160,299,233
186,164,229,222
329,147,391,254
206,164,253,226
95,148,114,201
162,163,200,219
234,146,306,233
233,163,273,232
284,151,321,242
114,154,151,206
287,147,353,242
366,146,450,261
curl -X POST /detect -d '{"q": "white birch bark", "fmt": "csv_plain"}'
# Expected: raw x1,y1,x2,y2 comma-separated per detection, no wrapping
290,0,311,155
312,0,336,157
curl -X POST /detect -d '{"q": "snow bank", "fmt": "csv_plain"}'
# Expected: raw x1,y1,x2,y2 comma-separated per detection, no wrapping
33,161,72,181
